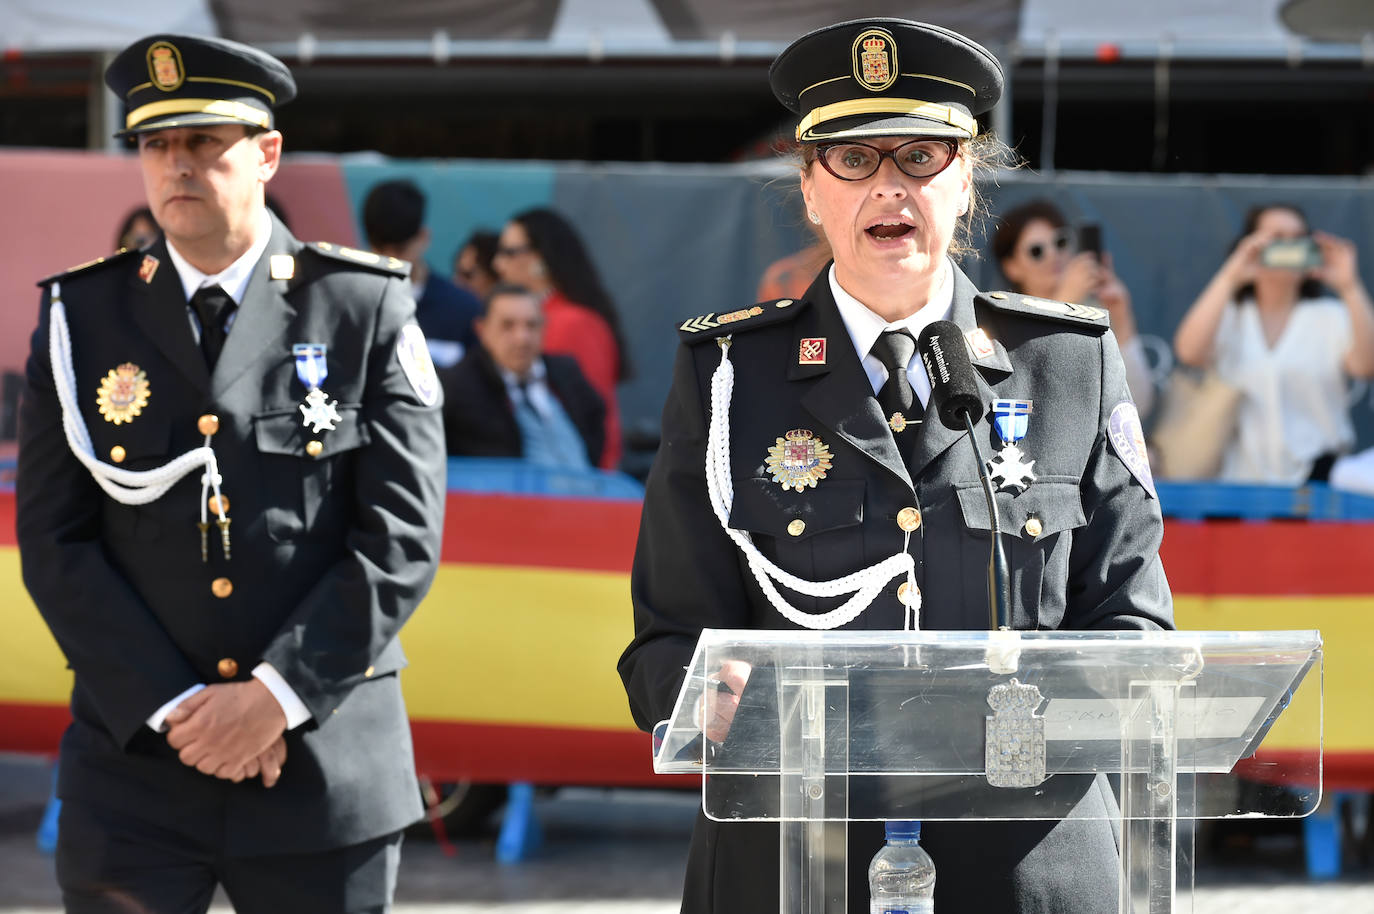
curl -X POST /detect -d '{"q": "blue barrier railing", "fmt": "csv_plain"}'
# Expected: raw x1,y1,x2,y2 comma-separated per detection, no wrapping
1156,480,1374,522
445,457,644,500
6,455,1373,519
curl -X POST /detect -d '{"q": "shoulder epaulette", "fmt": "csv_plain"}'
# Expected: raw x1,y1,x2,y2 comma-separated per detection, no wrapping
976,291,1109,332
38,248,140,287
677,297,812,342
302,241,409,278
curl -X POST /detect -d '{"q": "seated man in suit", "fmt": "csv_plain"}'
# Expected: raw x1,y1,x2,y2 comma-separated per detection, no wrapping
442,283,605,467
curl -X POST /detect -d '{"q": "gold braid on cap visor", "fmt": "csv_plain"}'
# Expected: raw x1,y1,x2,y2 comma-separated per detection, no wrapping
126,98,271,130
796,98,978,141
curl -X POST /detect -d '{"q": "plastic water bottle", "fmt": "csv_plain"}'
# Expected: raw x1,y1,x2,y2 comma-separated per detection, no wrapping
868,820,936,914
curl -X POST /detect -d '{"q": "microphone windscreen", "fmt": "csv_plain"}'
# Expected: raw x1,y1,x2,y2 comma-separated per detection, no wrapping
917,321,984,430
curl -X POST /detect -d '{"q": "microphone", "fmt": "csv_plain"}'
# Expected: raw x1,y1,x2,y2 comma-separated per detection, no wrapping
916,322,984,430
915,321,1011,631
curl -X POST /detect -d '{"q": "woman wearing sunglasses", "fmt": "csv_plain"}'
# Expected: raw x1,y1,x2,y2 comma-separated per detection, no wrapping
993,199,1154,416
621,17,1172,914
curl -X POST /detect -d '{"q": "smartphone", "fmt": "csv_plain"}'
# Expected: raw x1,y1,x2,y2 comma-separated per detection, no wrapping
1078,223,1102,259
1260,238,1322,270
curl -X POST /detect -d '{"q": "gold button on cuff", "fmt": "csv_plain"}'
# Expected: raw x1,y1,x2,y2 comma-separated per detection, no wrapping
207,494,229,515
109,445,127,463
897,581,919,606
787,518,806,537
1024,517,1043,538
897,507,922,532
217,657,238,679
775,299,794,308
211,577,233,598
306,440,324,458
364,665,375,678
197,414,220,436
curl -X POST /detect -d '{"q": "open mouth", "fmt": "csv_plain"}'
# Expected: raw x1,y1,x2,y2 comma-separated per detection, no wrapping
866,218,915,240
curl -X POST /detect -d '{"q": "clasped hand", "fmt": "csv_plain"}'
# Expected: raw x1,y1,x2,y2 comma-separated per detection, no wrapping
165,679,289,786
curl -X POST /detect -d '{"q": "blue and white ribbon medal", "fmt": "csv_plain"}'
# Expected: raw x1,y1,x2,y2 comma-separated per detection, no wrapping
988,398,1036,493
294,343,341,433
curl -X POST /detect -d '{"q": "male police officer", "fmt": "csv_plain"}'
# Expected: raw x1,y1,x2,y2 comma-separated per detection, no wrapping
17,35,446,912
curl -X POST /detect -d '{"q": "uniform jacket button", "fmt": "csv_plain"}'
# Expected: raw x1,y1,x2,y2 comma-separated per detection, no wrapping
896,581,919,606
787,518,806,537
1024,517,1043,538
211,577,233,598
207,494,229,515
217,657,238,679
306,440,324,458
197,414,220,436
897,507,922,532
109,445,126,463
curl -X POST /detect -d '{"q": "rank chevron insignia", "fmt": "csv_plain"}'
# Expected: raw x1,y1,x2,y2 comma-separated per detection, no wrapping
680,313,719,333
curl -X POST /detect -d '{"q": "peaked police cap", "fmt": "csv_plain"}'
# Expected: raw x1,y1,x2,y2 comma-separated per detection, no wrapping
104,34,296,138
769,18,1003,143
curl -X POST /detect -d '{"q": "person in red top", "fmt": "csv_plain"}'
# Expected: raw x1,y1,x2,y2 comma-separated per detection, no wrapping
493,208,629,469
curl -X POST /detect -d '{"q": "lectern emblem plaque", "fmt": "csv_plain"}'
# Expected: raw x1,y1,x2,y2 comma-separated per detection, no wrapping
985,678,1047,788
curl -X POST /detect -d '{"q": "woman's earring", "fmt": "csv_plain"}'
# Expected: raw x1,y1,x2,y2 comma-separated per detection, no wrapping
808,211,822,225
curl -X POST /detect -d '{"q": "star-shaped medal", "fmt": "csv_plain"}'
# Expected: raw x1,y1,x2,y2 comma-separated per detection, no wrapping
987,444,1036,494
299,387,342,433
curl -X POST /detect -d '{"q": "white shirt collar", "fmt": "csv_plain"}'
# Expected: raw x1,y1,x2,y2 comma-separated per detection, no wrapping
828,261,954,400
498,357,548,391
165,208,274,305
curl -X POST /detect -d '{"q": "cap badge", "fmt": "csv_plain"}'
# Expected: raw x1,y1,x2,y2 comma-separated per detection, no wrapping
853,28,899,93
799,337,826,365
96,363,151,425
765,428,834,492
138,254,159,284
146,42,185,92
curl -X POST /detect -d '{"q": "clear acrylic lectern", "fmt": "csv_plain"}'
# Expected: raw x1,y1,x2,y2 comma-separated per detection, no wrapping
652,629,1322,914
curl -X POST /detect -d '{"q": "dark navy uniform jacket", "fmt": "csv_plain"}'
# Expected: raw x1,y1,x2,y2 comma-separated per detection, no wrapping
17,214,446,856
619,264,1173,913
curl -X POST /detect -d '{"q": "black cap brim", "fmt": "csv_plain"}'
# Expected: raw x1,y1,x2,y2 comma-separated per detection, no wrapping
800,112,972,143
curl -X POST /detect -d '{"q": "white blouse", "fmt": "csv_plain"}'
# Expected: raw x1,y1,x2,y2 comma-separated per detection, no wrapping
1213,296,1355,483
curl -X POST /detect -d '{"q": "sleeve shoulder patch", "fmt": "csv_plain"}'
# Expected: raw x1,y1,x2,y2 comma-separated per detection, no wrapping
977,291,1110,333
1107,401,1157,499
303,242,410,278
677,297,812,342
396,323,441,406
38,248,141,287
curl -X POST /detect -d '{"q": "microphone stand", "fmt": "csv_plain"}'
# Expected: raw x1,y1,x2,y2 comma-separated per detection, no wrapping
961,411,1011,631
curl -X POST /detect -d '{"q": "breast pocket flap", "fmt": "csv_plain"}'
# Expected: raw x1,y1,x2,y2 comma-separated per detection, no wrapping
728,477,864,542
253,405,369,458
955,478,1084,540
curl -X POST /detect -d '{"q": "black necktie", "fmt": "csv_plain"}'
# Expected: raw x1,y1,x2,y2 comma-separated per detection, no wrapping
190,284,235,368
871,329,921,431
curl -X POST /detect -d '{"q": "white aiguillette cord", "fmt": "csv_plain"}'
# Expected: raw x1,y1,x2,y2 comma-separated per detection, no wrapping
703,336,919,630
48,283,229,530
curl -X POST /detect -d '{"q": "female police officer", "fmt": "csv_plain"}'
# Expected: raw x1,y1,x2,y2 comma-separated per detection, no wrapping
619,18,1172,914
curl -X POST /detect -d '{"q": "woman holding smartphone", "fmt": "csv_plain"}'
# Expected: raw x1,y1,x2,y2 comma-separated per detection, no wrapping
1174,203,1374,482
992,199,1154,415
